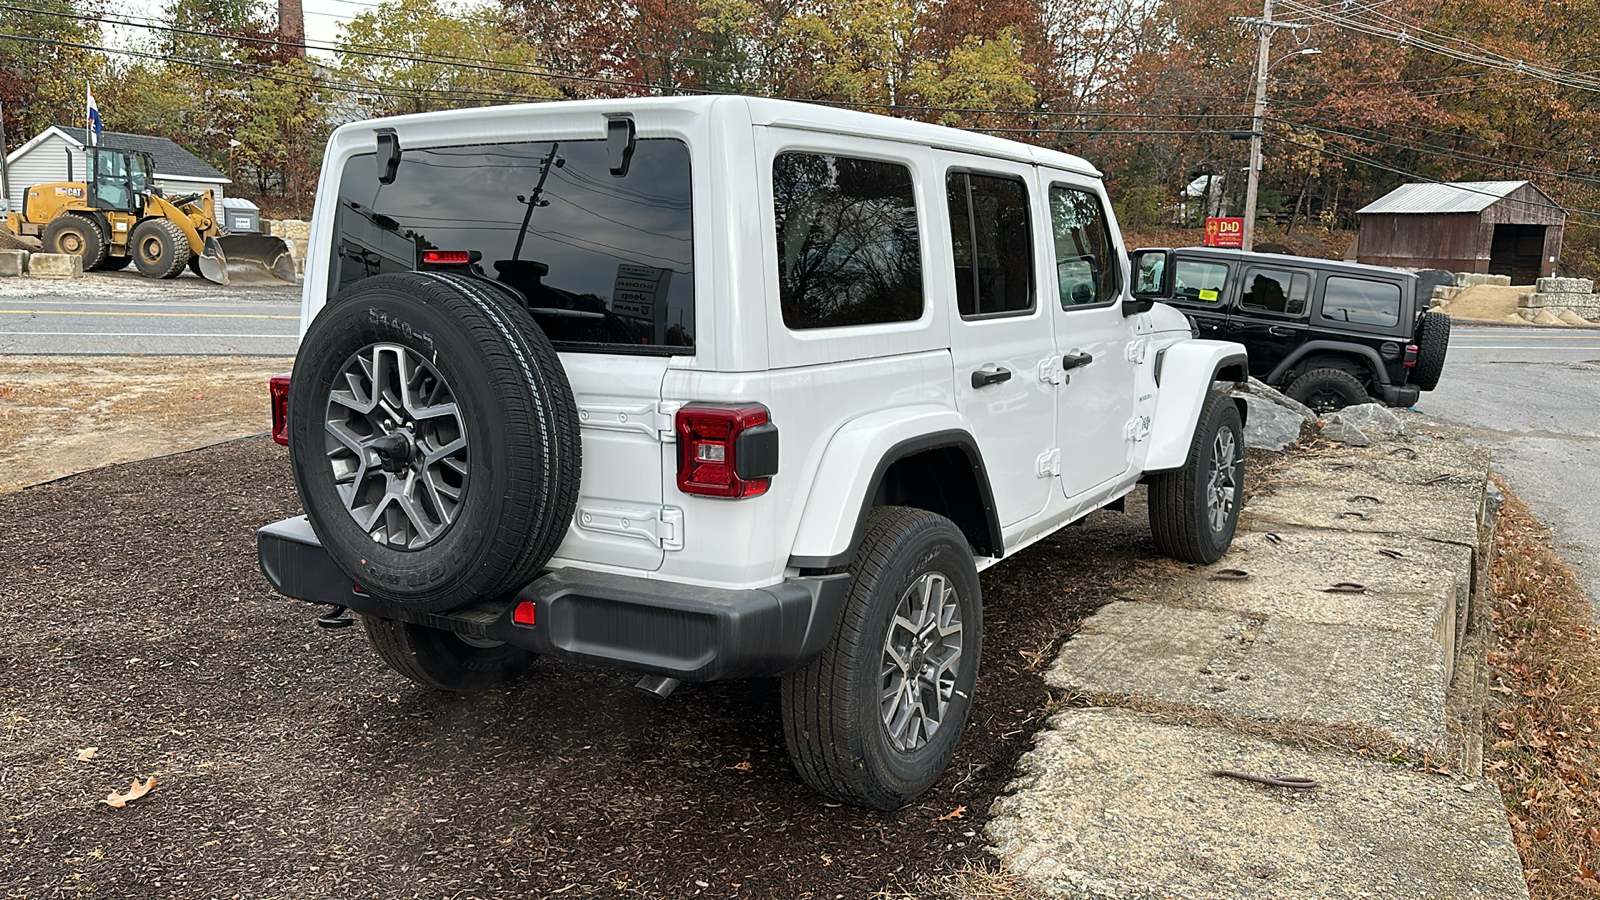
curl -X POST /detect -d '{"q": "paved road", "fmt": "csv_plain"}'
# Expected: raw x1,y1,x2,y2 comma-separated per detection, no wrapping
1420,324,1600,607
0,297,301,356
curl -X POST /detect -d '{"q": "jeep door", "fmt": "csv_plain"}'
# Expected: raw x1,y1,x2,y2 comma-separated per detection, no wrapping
1169,256,1233,340
1044,179,1138,499
939,154,1057,526
1224,263,1313,379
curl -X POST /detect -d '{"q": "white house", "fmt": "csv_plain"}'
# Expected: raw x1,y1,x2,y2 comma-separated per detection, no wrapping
4,125,231,223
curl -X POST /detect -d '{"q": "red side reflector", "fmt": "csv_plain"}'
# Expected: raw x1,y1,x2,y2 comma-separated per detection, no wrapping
421,250,473,265
270,373,291,445
512,601,537,626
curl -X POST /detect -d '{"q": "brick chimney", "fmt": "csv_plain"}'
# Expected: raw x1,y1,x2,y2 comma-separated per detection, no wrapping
279,0,305,57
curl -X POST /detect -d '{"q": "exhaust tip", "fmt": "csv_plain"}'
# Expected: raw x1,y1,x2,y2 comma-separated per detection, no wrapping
635,674,680,698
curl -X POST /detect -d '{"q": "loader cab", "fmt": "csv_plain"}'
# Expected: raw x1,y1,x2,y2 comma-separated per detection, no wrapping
85,147,152,214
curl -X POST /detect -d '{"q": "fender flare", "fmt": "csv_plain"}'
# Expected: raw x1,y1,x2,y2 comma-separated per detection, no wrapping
1144,341,1248,473
1266,340,1392,387
788,407,1001,569
142,194,207,256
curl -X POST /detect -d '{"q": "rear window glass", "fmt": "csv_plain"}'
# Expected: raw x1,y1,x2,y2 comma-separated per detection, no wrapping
948,172,1033,317
329,138,695,353
773,152,923,330
1322,276,1402,327
1174,260,1229,303
1241,267,1309,316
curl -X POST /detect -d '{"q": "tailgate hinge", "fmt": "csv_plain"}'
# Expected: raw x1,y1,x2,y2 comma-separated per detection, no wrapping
576,504,684,550
576,400,680,443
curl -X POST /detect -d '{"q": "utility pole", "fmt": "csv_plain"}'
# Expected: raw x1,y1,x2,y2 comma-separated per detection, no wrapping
1232,0,1310,251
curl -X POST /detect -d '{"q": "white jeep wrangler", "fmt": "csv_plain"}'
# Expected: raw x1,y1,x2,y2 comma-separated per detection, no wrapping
258,96,1248,810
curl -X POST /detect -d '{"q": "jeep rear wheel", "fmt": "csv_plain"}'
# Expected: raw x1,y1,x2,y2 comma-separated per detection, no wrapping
781,507,981,810
1286,367,1368,415
289,272,580,612
362,616,536,692
1411,311,1450,391
1148,390,1243,564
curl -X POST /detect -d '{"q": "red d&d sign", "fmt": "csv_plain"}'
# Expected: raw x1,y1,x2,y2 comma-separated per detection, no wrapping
1205,217,1244,248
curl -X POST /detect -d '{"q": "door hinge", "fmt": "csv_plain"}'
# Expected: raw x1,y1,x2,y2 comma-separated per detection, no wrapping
576,504,684,550
1037,358,1064,385
1036,448,1062,477
1125,339,1148,364
1124,416,1152,443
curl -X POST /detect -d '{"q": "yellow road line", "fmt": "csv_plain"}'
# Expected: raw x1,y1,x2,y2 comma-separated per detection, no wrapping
0,309,297,320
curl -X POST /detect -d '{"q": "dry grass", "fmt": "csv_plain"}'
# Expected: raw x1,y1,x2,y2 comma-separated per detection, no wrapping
1486,478,1600,897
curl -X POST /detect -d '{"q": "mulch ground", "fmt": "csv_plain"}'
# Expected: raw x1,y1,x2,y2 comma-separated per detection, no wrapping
0,438,1242,899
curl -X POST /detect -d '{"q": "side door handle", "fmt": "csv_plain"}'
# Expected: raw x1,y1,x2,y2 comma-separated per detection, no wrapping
1268,325,1294,337
1062,352,1094,371
971,367,1013,389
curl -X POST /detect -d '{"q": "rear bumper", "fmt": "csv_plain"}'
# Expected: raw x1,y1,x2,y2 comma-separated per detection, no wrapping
257,516,850,681
1378,383,1421,408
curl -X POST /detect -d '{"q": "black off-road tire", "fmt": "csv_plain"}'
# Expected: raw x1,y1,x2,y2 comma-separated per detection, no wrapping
361,616,536,692
289,272,580,612
1286,367,1368,414
97,252,134,271
780,507,982,810
1148,391,1244,564
41,214,107,270
130,218,192,279
1411,311,1450,391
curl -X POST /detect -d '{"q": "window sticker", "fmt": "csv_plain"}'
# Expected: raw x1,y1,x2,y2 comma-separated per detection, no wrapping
1198,288,1218,302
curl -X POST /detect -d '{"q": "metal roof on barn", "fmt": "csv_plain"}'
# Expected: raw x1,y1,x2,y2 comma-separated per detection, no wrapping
50,125,228,181
1356,180,1530,215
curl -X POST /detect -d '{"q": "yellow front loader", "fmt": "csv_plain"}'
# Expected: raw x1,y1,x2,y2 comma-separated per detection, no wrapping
2,145,294,284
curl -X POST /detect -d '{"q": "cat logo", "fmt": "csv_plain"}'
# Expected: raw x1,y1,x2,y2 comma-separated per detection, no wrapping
54,186,85,198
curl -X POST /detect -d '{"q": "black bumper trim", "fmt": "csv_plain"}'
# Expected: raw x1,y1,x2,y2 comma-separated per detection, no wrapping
257,516,851,681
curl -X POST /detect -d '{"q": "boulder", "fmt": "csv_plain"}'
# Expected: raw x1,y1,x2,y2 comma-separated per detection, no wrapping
26,253,83,278
1238,394,1307,451
1231,376,1318,423
0,249,26,277
1319,419,1372,446
1326,403,1407,437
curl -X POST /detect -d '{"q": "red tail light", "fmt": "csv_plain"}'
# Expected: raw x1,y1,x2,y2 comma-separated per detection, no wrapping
420,250,475,266
675,405,779,498
270,374,291,445
1403,344,1419,367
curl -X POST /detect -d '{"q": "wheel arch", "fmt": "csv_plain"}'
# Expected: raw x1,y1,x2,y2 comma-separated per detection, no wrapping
1144,341,1248,473
788,414,1001,570
1267,341,1390,388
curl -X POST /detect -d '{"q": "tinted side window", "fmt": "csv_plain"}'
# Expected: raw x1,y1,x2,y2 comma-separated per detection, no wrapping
1049,185,1118,308
1174,260,1229,303
948,172,1033,317
1241,267,1309,316
331,139,695,353
773,153,924,330
1323,276,1401,327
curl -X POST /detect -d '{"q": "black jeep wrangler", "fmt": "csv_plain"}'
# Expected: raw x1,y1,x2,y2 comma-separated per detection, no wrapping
1162,247,1450,413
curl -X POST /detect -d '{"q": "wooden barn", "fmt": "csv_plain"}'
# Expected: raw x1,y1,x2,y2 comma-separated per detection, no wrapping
1355,180,1564,283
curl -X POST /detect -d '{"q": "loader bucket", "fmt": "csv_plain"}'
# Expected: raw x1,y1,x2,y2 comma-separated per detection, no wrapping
197,234,297,286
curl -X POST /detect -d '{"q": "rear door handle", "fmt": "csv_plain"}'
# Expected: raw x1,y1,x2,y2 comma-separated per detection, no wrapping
1268,326,1294,337
971,367,1013,388
1062,352,1094,370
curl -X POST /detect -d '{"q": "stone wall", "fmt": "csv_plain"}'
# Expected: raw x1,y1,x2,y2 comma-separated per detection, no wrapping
1517,277,1600,323
263,219,311,275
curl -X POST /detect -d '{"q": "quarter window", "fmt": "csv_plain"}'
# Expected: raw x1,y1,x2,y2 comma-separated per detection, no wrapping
1323,276,1402,327
1241,267,1309,316
773,152,924,330
1174,260,1230,304
948,172,1033,317
1049,186,1119,308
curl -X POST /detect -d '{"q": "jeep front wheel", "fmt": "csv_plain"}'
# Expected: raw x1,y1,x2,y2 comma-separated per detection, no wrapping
289,272,580,612
1148,390,1244,564
781,507,981,810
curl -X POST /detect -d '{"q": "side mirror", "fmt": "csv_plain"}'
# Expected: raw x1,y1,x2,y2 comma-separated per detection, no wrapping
607,116,637,177
376,129,401,185
1125,247,1174,315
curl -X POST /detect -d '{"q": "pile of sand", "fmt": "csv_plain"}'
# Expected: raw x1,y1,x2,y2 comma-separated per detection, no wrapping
1432,285,1523,322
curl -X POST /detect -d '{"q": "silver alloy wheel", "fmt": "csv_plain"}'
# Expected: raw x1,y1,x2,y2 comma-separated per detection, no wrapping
1207,427,1239,533
880,572,964,754
324,342,468,549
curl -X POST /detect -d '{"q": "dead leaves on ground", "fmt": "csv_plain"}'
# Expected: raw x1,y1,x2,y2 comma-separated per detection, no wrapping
74,747,97,761
103,777,157,808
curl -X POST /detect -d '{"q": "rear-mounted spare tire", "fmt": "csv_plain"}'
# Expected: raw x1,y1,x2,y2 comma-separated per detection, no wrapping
1411,310,1450,392
289,272,580,612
